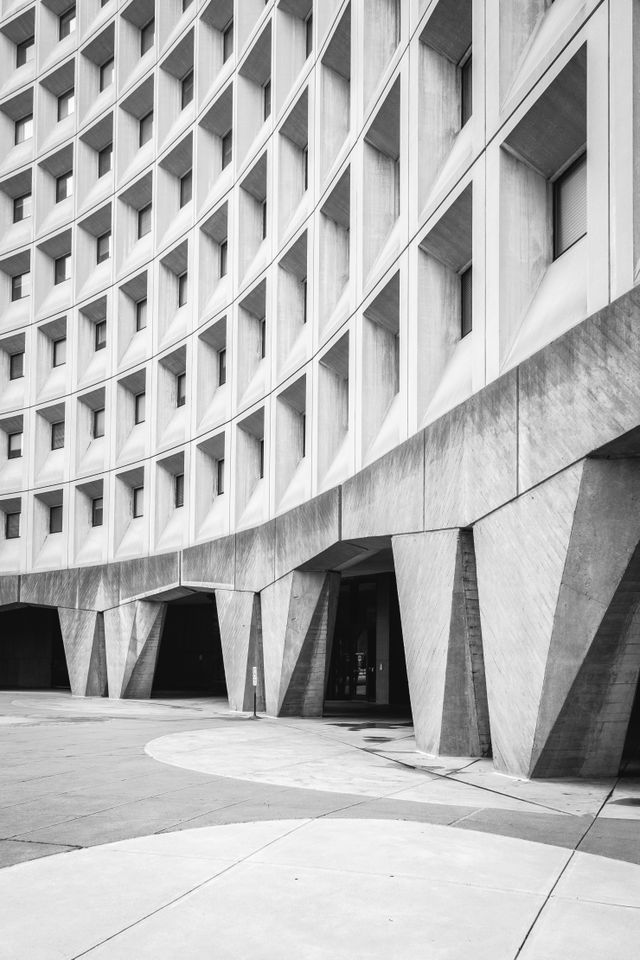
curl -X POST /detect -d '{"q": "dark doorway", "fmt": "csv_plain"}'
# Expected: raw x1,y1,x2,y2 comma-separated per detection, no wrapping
621,678,640,774
0,605,69,690
152,594,226,697
325,572,410,713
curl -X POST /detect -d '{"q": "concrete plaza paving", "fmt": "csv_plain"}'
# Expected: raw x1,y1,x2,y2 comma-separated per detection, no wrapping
0,691,638,958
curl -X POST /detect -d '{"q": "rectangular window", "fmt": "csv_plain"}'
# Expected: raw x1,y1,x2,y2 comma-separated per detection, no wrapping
11,274,30,301
139,111,153,147
94,320,107,351
51,420,65,450
216,457,225,495
92,497,103,527
99,58,114,92
136,298,147,331
176,372,186,407
301,412,306,458
59,5,76,40
15,114,33,144
54,255,71,285
7,432,22,459
302,278,307,324
260,318,266,359
16,36,34,67
92,407,105,438
138,204,152,238
460,264,472,338
49,504,63,534
57,88,74,122
140,18,154,55
179,170,192,208
56,170,73,203
303,146,308,191
13,193,31,222
98,143,112,177
219,239,228,277
174,473,184,508
178,272,188,307
263,79,271,121
181,69,194,109
460,49,472,127
261,200,268,240
258,438,265,479
52,337,66,367
134,392,145,424
133,485,144,518
9,352,24,380
223,19,234,62
305,13,313,58
218,347,226,385
222,130,232,169
96,231,111,264
553,153,587,259
5,512,20,539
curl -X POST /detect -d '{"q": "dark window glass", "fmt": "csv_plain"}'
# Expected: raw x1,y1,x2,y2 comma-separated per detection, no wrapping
139,111,153,147
222,130,232,169
302,278,307,324
59,6,76,40
16,36,34,67
176,372,186,407
5,512,20,539
7,432,22,459
261,200,267,239
260,318,266,359
179,170,192,208
301,412,306,457
181,70,194,109
133,486,144,517
219,239,227,277
460,51,472,127
56,171,73,203
134,392,145,424
138,204,152,238
13,193,31,222
52,337,66,367
95,320,107,351
49,504,63,534
178,272,188,307
11,273,30,300
216,457,225,495
57,88,74,121
9,352,24,380
218,347,226,385
263,79,271,121
93,407,105,438
223,20,234,62
98,143,112,177
92,497,103,527
303,146,308,191
305,13,313,58
174,473,184,508
96,231,111,264
258,438,265,478
140,18,154,55
54,255,71,285
51,420,65,450
136,298,147,331
553,153,587,259
15,114,33,144
460,265,472,338
99,58,114,92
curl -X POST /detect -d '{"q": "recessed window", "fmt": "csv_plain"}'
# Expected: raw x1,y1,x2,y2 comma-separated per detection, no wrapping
98,143,112,177
91,496,103,527
140,18,155,55
138,204,152,238
134,392,145,424
51,420,65,450
174,473,184,508
260,318,266,359
263,79,271,121
136,297,147,331
176,372,186,407
49,503,63,534
92,407,105,438
94,320,107,351
305,13,313,58
182,0,193,9
222,130,232,169
59,5,76,41
303,147,309,191
258,438,265,479
16,36,34,68
301,412,306,458
99,58,114,92
460,264,472,338
216,457,225,495
179,170,192,208
57,88,75,122
460,49,472,127
132,485,144,518
261,200,268,240
13,193,31,223
9,352,24,380
56,170,73,203
96,231,111,264
222,19,234,62
5,512,20,540
7,432,22,460
15,114,33,145
11,273,30,300
302,278,307,324
553,153,587,260
219,239,228,277
218,347,226,386
181,69,194,110
54,254,71,285
139,111,153,147
52,337,66,367
178,271,188,307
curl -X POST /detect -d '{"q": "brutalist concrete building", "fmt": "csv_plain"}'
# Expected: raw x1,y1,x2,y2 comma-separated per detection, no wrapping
0,0,637,780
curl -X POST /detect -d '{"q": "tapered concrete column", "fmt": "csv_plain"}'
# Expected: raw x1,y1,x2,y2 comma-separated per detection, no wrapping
103,600,167,699
214,589,265,712
392,530,490,758
474,458,640,779
261,571,340,717
58,608,107,697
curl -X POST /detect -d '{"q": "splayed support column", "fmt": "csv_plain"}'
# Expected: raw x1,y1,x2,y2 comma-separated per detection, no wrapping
392,529,490,758
215,589,265,712
103,600,167,699
58,608,107,697
261,570,340,717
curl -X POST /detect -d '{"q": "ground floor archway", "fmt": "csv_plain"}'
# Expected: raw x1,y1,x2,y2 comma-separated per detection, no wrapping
0,605,69,690
152,594,226,698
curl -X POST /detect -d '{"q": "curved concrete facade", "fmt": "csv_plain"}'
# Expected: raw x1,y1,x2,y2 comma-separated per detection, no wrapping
0,0,639,778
